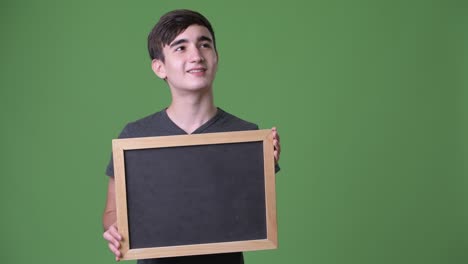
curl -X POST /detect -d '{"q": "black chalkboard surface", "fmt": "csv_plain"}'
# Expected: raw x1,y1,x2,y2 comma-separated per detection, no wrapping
112,130,277,260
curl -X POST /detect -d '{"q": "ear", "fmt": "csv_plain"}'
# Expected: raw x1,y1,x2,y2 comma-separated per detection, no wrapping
151,59,166,80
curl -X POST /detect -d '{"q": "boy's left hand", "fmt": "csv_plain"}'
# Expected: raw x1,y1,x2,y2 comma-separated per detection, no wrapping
272,127,281,164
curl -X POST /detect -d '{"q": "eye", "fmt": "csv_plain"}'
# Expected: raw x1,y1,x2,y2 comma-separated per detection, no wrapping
175,46,185,52
201,42,212,49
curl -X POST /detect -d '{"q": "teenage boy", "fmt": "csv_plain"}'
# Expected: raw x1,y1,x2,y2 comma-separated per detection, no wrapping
102,9,281,264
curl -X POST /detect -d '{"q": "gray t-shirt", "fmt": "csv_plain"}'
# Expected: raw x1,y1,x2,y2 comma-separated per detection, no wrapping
105,108,268,264
106,108,260,177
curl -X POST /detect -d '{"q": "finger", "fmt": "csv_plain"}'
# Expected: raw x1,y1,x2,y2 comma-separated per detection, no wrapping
273,139,281,153
109,225,120,235
109,226,122,241
272,127,280,141
271,127,278,139
274,150,279,163
103,229,119,243
273,137,278,163
108,243,122,258
103,233,119,249
103,231,121,249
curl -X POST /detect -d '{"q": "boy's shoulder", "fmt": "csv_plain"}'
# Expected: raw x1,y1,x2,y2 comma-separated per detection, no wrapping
213,108,259,132
118,109,169,138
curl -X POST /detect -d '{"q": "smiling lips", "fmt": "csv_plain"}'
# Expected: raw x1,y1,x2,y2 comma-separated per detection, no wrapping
187,67,206,75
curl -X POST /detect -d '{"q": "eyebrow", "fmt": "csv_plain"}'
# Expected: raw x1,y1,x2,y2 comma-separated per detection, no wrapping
169,35,213,48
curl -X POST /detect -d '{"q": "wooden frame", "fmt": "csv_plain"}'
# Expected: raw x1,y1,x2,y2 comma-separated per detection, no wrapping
112,129,277,260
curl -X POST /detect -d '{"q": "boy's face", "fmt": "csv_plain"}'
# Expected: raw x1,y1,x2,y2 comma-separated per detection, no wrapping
152,25,218,93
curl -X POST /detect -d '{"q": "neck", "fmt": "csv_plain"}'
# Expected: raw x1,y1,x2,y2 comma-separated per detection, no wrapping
166,88,217,134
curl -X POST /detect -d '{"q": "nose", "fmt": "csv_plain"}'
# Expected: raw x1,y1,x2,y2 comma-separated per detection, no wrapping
189,46,204,63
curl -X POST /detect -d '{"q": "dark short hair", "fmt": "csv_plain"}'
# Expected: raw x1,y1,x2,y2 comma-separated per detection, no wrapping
147,9,217,62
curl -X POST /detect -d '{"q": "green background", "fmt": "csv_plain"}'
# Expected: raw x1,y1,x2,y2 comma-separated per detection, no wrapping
1,1,467,263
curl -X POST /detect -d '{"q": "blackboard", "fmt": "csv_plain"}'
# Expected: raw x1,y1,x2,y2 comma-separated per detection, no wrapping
112,129,277,260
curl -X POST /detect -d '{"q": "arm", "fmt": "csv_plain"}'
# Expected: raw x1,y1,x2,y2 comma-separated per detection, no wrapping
102,177,123,261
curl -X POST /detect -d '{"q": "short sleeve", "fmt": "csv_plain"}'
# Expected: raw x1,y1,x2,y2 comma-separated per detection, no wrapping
275,163,281,173
105,124,131,177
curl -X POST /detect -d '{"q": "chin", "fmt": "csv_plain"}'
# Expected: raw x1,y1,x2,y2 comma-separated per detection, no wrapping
170,80,214,93
186,82,213,91
189,85,212,92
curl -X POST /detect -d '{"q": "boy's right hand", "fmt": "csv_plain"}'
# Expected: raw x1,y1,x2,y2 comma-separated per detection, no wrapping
103,223,123,261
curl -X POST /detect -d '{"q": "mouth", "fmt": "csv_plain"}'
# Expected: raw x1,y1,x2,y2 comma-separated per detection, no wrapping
186,67,207,73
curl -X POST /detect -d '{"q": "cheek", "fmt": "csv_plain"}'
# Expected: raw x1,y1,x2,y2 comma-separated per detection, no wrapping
167,62,183,74
211,56,218,71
